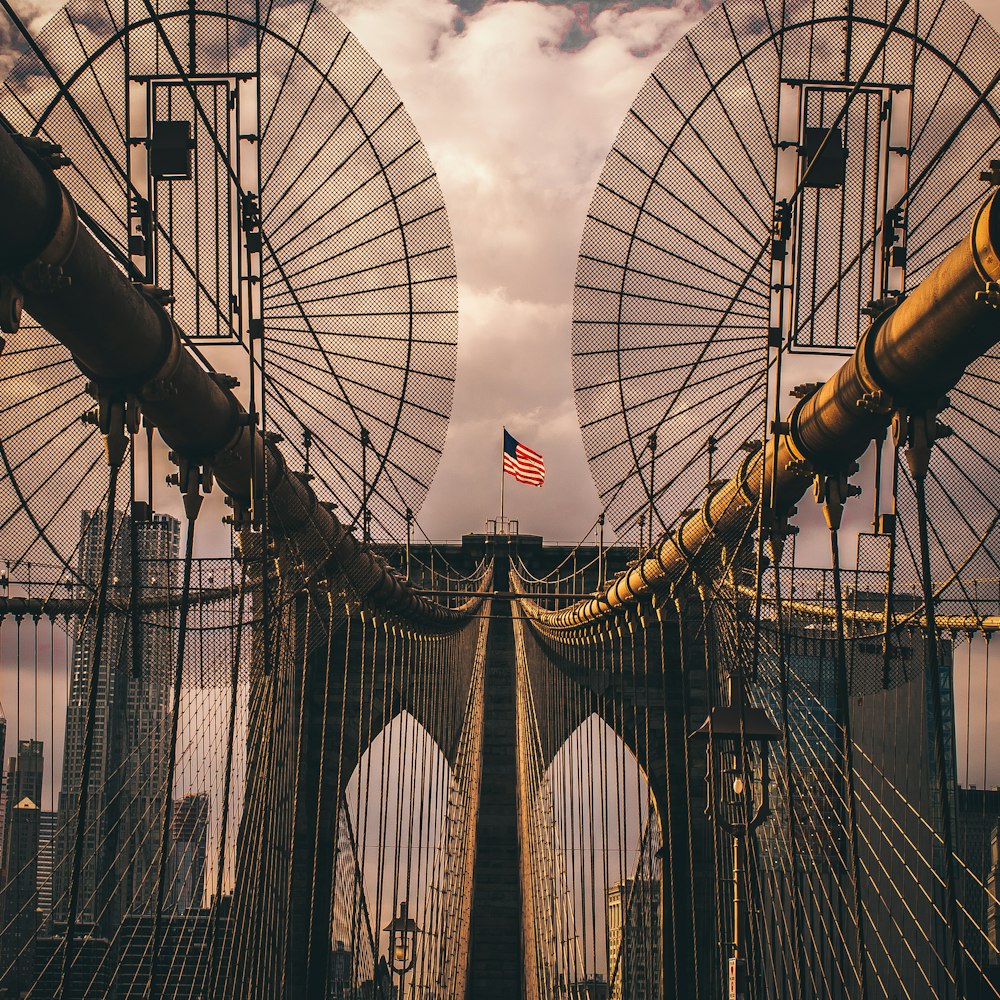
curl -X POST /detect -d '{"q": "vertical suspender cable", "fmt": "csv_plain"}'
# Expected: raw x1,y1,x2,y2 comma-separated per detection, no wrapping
914,471,967,1000
148,493,201,998
61,456,121,1000
209,550,247,997
829,524,870,1000
129,437,143,679
770,551,803,994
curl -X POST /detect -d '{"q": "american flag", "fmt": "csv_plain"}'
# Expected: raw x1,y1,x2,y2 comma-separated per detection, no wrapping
503,429,545,486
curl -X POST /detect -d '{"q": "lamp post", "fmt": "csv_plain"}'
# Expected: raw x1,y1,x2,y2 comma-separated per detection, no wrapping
385,900,419,996
691,684,780,999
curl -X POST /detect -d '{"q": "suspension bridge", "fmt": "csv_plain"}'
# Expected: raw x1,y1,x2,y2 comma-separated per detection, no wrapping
0,0,999,996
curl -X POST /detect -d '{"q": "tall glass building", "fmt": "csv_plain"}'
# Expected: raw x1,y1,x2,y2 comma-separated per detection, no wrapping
54,503,180,931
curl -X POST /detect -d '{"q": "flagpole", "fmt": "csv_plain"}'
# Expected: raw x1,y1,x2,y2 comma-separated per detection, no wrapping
499,427,506,535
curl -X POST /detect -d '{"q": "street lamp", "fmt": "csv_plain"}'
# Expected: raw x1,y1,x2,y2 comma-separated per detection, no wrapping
385,900,419,975
691,685,780,999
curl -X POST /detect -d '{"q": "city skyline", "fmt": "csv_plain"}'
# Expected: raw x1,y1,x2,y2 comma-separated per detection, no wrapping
0,0,998,994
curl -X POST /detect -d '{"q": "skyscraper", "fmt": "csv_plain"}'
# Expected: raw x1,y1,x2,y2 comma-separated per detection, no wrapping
1,796,39,995
54,503,180,930
3,739,43,873
169,793,209,912
36,809,55,924
956,787,1000,984
607,879,660,1000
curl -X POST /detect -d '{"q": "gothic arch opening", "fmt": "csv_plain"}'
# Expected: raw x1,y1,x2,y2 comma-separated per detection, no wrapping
338,711,456,995
528,713,661,998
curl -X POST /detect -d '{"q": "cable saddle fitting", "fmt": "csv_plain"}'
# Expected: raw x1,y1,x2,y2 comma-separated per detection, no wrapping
892,403,953,481
814,465,862,532
82,388,140,470
166,453,213,520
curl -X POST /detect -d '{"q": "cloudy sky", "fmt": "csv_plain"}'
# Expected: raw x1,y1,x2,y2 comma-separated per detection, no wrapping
316,0,704,545
316,0,1000,547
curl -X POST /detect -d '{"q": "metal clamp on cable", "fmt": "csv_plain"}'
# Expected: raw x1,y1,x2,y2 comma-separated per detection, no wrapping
782,400,816,480
972,189,1000,290
975,281,1000,309
670,524,701,590
892,402,952,481
166,452,213,521
81,384,140,470
75,307,185,413
223,495,254,531
813,465,861,532
853,315,896,415
764,505,799,563
139,315,184,402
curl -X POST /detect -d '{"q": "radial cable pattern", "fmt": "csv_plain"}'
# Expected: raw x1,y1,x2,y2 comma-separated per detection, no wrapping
0,0,457,578
573,0,1000,590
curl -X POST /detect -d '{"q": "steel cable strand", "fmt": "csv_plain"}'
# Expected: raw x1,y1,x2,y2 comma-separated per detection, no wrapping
620,608,649,993
742,823,795,1000
208,554,248,998
354,612,381,969
740,808,809,998
757,721,869,996
324,592,366,985
300,589,340,997
349,611,373,990
278,591,319,998
60,460,121,1000
673,594,706,999
915,470,968,1000
516,623,558,992
751,666,897,994
402,633,430,982
0,624,152,992
511,619,538,989
429,636,463,992
582,636,600,985
326,604,357,989
560,657,586,984
771,549,805,995
222,589,295,994
215,610,269,996
222,584,278,994
775,648,945,895
568,668,587,987
29,649,208,995
164,614,225,994
753,768,849,1000
647,599,681,998
372,621,400,957
386,633,415,994
635,604,657,996
830,524,873,1000
761,645,956,990
393,637,426,987
418,632,452,992
419,636,450,993
234,584,293,994
459,618,490,990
